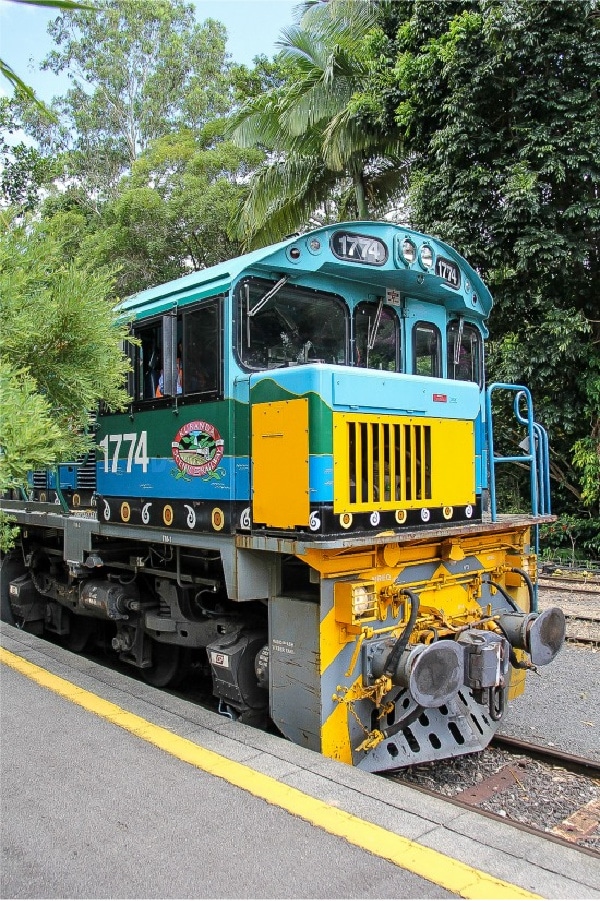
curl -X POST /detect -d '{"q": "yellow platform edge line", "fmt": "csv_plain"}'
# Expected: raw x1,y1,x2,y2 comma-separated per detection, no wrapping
0,646,542,901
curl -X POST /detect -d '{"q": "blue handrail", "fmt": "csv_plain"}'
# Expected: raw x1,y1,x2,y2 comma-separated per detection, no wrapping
485,383,551,521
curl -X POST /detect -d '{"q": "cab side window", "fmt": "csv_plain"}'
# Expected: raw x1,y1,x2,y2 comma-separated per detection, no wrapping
447,320,482,384
354,301,400,371
133,321,162,401
413,322,442,377
130,297,222,406
183,301,220,397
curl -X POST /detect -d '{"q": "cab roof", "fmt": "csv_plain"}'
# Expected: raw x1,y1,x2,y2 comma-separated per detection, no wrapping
117,220,492,322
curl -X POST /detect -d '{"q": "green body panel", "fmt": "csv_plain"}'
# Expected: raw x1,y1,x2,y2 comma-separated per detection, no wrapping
249,379,333,454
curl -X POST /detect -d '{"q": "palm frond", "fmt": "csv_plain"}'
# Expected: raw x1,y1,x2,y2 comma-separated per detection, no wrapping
229,0,406,242
277,25,329,71
322,109,377,170
228,94,290,149
0,59,38,104
367,158,411,205
235,154,336,249
281,78,354,136
300,0,380,49
8,0,94,7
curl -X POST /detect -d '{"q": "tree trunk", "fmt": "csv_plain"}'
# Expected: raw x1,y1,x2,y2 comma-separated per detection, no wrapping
351,161,369,219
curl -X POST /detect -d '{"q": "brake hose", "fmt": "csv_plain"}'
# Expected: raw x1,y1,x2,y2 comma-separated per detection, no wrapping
486,579,521,612
383,588,419,679
509,566,536,613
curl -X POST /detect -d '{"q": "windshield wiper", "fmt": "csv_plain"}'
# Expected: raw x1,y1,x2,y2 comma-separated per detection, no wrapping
453,316,465,366
248,277,289,318
367,298,384,351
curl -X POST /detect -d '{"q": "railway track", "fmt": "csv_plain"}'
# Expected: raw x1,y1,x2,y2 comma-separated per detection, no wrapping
561,614,600,647
386,738,600,856
538,572,600,646
540,578,600,595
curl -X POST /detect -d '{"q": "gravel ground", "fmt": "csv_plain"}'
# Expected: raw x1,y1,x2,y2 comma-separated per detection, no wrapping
499,588,600,762
499,643,600,761
393,744,600,852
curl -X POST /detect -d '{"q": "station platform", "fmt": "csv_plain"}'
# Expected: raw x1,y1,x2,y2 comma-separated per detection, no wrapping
1,622,599,900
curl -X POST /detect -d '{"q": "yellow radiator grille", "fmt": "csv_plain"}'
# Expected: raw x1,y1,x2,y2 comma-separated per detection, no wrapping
333,414,475,513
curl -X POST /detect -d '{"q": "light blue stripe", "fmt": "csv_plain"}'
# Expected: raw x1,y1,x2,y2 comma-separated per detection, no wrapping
97,456,330,502
309,455,333,502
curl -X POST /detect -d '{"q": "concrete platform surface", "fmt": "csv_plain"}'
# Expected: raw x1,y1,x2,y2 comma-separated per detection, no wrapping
1,623,599,900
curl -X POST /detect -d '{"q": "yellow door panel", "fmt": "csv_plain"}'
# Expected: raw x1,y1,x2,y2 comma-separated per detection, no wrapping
252,399,310,528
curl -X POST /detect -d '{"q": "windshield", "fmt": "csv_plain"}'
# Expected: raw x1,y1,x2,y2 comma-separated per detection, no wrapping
447,320,482,384
237,278,348,370
355,301,400,371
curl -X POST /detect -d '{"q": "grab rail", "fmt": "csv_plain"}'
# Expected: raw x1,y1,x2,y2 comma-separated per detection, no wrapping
485,383,551,521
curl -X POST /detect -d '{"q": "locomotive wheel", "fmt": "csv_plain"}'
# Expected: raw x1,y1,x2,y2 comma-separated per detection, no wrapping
142,640,191,689
0,552,24,626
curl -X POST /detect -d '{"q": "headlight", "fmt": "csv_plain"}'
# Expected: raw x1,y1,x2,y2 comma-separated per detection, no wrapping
401,238,416,265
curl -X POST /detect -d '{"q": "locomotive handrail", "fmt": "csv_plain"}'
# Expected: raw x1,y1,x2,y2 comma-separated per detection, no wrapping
515,404,551,518
485,383,551,521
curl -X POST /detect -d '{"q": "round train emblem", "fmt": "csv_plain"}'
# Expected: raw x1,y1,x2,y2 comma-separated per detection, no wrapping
172,420,224,477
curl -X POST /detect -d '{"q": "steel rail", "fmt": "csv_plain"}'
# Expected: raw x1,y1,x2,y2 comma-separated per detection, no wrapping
491,734,600,778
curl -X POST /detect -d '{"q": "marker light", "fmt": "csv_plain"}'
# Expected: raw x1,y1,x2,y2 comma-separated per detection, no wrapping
420,245,434,270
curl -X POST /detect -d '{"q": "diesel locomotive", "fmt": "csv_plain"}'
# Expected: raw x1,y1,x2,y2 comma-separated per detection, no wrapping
0,220,566,772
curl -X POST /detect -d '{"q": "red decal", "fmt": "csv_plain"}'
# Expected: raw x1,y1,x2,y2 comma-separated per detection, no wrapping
433,394,447,402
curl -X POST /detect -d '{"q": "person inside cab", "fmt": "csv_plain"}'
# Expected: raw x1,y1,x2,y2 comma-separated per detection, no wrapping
156,344,183,397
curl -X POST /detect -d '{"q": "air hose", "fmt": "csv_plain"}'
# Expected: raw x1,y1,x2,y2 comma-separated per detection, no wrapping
486,579,521,612
383,588,419,679
510,566,537,613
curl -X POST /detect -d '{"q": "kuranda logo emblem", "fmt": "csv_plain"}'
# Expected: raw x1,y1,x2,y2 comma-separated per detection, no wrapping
172,421,224,478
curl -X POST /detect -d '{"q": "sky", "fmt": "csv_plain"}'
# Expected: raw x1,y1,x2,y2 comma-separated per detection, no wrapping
0,0,300,103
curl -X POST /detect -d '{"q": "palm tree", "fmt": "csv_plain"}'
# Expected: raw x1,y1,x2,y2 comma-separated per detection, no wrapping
229,0,406,249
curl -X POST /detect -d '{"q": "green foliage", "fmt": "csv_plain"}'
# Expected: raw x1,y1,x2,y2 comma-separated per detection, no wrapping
573,436,600,508
77,125,264,295
0,513,21,554
16,0,232,211
540,515,600,562
0,358,68,490
44,0,232,142
0,99,57,211
0,220,131,492
1,4,278,294
364,0,600,520
230,55,293,105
